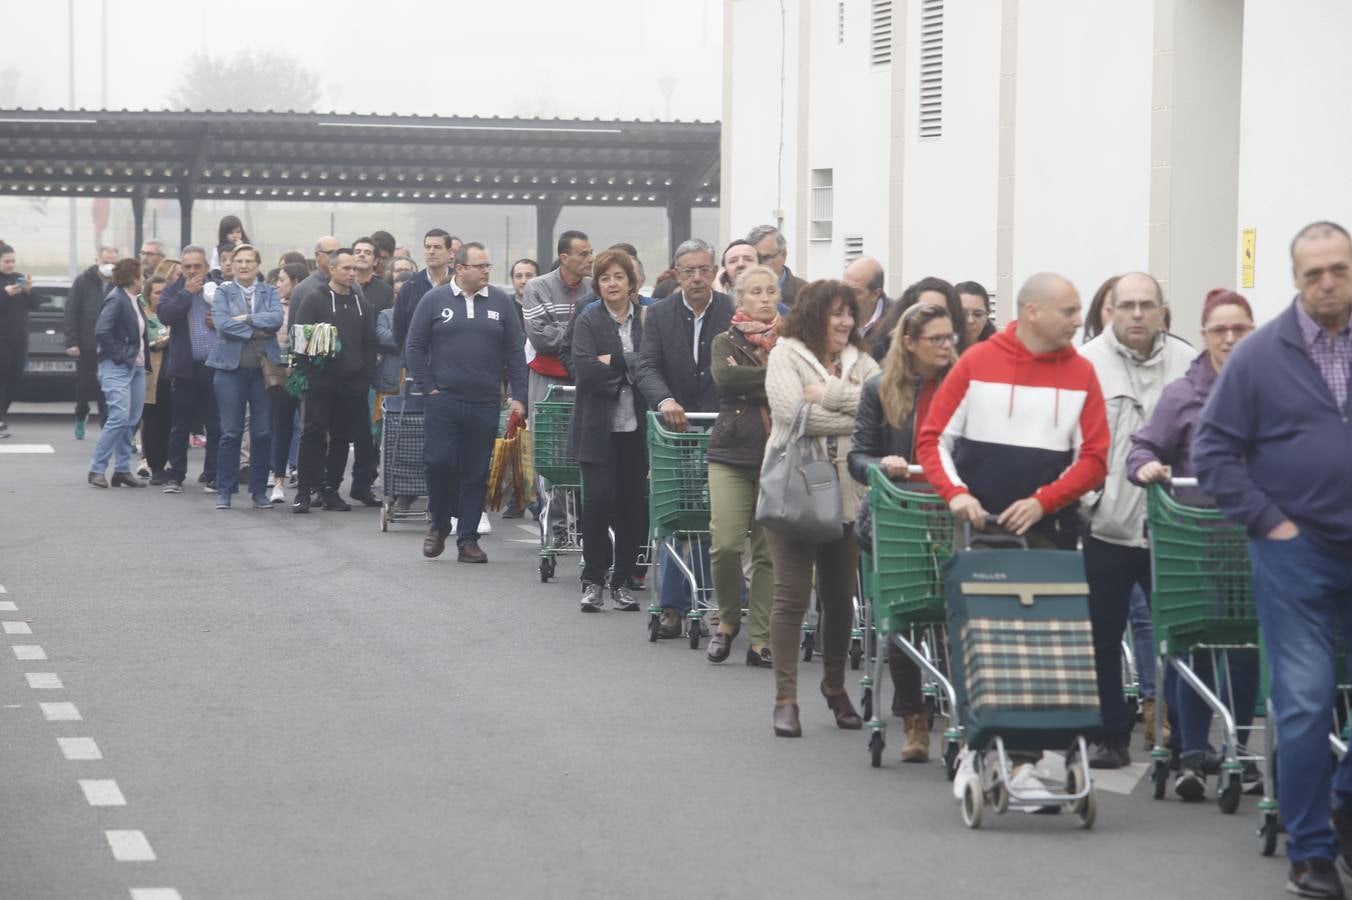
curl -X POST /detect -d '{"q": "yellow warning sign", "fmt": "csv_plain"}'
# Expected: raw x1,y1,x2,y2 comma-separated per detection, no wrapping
1241,228,1256,289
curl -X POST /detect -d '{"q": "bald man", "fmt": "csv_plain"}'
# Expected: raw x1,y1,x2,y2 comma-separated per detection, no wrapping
843,257,893,338
287,235,342,333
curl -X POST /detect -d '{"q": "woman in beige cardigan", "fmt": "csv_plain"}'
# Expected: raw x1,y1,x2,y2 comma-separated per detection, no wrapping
763,280,880,737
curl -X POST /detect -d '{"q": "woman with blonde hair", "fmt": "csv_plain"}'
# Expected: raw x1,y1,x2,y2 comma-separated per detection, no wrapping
848,302,957,761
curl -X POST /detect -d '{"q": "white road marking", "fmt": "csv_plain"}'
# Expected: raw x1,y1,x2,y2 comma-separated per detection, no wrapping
58,737,102,760
3,620,33,634
13,645,46,660
40,702,81,721
1039,752,1149,796
0,584,6,592
508,538,540,544
26,672,62,689
0,444,55,454
106,830,156,862
515,524,538,534
79,779,127,806
131,889,183,900
0,600,17,611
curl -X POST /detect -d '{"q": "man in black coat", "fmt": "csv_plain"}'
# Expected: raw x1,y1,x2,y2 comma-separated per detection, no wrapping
63,246,118,437
633,238,734,639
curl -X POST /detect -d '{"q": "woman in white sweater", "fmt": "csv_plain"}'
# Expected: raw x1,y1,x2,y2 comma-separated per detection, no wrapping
763,280,880,737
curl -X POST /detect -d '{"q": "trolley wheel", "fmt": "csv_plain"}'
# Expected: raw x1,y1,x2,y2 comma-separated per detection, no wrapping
861,687,873,723
1066,764,1096,829
647,613,660,643
546,557,557,579
539,558,551,583
944,742,961,782
869,731,884,769
961,778,984,829
802,632,815,663
992,781,1009,816
688,620,701,650
1151,759,1169,800
1258,812,1280,857
1218,773,1242,815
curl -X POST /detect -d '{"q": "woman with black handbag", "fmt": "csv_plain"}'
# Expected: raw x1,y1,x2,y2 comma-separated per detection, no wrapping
847,303,956,761
762,280,879,737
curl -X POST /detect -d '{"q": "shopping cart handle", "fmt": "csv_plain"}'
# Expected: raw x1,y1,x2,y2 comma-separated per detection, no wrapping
684,413,718,421
1170,477,1198,488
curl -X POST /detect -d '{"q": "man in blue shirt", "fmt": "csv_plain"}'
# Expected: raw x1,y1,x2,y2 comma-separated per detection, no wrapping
406,242,528,563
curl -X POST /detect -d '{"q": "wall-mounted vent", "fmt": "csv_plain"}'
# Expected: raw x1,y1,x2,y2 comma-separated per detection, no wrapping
844,234,864,264
810,168,834,242
870,0,893,66
838,2,845,44
919,0,943,139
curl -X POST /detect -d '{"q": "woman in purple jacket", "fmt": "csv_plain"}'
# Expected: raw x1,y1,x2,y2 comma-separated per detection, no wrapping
1127,289,1260,802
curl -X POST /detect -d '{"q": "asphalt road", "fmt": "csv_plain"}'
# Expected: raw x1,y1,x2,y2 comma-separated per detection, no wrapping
0,408,1296,899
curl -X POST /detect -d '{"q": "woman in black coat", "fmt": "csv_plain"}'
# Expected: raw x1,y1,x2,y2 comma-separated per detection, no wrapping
848,302,956,763
569,249,649,614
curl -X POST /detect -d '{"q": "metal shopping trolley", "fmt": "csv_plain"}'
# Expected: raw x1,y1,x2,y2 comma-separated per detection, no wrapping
863,466,963,777
945,517,1102,830
531,385,582,582
645,411,716,648
1145,479,1266,816
378,380,428,531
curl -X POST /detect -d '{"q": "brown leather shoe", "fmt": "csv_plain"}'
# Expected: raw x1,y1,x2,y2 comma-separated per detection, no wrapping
822,686,863,730
773,703,802,738
87,472,109,488
422,526,448,559
457,541,488,564
111,471,146,488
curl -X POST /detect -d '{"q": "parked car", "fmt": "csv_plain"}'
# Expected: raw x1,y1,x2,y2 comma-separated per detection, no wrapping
16,278,76,402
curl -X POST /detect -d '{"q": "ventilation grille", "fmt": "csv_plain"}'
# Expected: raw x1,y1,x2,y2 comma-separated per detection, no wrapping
838,1,845,44
810,168,834,242
919,0,943,139
844,235,864,264
870,0,893,66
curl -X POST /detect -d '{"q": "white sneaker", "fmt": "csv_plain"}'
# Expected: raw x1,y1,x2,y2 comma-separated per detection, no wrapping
1009,762,1060,814
952,749,978,802
450,517,458,532
478,512,492,535
269,484,285,504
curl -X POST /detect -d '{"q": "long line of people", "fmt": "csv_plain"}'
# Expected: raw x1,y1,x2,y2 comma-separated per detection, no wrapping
28,215,1352,899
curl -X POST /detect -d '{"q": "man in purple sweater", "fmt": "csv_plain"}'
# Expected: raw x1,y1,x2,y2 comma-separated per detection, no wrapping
1194,221,1352,900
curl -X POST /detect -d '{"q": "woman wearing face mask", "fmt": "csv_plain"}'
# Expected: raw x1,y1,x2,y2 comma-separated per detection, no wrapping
87,259,149,488
848,303,956,761
267,262,310,503
569,249,649,613
705,265,781,666
205,243,284,510
1127,289,1261,802
763,280,880,737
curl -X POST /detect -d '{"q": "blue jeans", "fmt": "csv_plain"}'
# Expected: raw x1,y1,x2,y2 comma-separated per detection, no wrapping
1168,647,1260,754
658,538,711,615
213,367,273,497
1128,584,1156,700
1251,533,1352,863
89,361,144,475
423,393,498,547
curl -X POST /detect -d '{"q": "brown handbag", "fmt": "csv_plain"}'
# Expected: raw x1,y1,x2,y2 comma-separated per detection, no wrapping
255,338,288,389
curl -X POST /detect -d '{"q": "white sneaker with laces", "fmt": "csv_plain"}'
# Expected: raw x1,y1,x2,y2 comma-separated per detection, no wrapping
478,512,492,535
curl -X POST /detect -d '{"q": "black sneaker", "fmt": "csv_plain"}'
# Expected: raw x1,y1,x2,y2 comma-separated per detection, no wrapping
1174,768,1206,802
202,479,218,493
162,480,183,494
1288,858,1345,899
321,491,352,511
1088,740,1124,770
292,489,312,514
350,487,381,508
197,471,210,484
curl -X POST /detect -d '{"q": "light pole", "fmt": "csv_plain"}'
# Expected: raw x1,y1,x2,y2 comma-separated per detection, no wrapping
67,0,77,276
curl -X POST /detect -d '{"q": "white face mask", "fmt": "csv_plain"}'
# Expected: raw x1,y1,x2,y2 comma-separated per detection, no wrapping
98,262,114,278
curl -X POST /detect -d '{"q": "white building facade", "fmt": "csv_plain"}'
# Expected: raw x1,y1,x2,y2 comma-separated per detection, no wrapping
721,0,1352,328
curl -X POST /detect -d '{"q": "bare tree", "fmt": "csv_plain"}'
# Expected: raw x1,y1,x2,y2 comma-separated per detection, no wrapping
169,51,322,112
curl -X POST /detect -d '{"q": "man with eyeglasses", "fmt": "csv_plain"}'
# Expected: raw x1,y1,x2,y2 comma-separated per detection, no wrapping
1195,222,1352,900
287,236,343,335
405,242,527,564
747,224,807,308
634,238,735,639
139,239,166,279
1077,271,1194,770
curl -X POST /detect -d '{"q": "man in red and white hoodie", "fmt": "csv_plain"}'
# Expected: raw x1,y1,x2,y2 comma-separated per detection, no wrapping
916,271,1109,547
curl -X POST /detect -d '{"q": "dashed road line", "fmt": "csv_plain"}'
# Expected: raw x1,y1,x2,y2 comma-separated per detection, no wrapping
26,672,63,689
79,779,128,807
131,889,183,900
106,830,156,862
40,701,81,721
13,644,47,660
57,736,103,760
3,620,33,634
0,443,56,454
0,599,17,611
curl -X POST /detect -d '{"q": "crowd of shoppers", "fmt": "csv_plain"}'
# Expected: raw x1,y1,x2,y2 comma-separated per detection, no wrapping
20,214,1348,900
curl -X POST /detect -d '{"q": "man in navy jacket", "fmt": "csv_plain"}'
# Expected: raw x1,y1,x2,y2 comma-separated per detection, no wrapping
405,242,527,564
1195,221,1352,900
155,246,221,492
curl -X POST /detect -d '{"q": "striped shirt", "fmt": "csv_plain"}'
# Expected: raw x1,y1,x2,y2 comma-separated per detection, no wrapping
1295,298,1352,409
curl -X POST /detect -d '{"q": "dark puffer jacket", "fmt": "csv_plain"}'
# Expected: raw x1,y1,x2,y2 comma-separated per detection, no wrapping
707,328,770,469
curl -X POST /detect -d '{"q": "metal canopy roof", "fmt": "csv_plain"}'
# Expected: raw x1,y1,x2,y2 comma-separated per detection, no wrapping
0,109,722,209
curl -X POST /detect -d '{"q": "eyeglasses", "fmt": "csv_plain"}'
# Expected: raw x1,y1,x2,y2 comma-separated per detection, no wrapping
964,309,989,322
459,262,493,272
919,333,959,347
678,265,715,278
1114,300,1161,315
1204,324,1254,338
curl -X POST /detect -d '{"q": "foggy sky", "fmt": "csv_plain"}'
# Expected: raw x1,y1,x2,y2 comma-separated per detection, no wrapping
3,0,722,121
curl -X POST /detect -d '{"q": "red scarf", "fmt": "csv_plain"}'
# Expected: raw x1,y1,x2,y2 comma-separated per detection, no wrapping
731,308,782,352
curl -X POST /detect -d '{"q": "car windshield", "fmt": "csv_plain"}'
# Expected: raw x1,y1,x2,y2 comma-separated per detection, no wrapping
31,286,66,313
